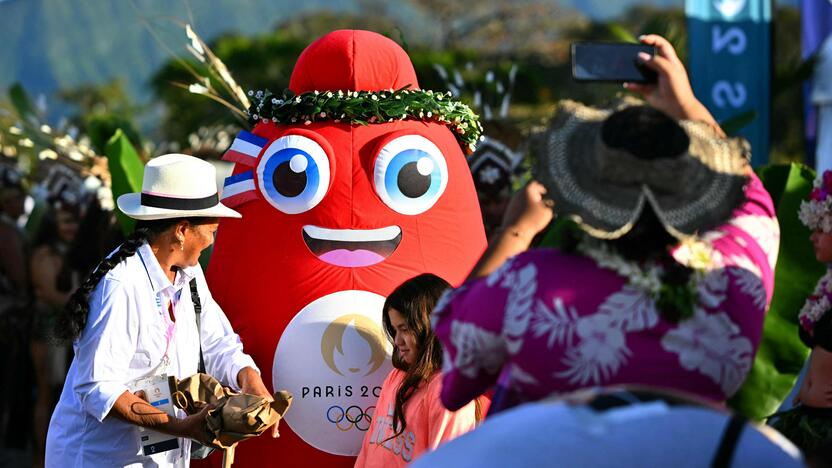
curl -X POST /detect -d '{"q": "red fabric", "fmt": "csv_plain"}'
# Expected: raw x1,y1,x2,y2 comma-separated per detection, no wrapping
205,30,485,468
289,30,419,93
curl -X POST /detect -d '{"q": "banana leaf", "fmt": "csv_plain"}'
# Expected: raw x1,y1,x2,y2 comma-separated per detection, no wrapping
720,110,757,137
729,163,822,420
105,129,144,235
8,83,37,124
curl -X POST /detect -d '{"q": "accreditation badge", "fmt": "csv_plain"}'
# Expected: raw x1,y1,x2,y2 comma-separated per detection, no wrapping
128,373,180,456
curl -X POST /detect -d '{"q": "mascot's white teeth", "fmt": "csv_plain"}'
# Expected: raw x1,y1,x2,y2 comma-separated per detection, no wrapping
302,225,403,268
302,225,401,242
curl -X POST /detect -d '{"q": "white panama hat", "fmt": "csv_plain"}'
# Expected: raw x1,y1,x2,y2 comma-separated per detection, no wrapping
117,153,242,220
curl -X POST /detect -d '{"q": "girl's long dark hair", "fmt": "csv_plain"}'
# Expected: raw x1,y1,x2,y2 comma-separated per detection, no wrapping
54,217,209,342
382,273,450,440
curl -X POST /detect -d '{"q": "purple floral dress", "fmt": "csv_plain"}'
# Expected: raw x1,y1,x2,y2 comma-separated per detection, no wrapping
433,173,779,413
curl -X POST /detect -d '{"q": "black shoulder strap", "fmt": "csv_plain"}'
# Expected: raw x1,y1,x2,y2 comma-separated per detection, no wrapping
189,278,206,374
711,413,747,468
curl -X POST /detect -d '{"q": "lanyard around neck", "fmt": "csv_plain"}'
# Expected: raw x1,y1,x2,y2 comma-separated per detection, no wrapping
138,247,178,372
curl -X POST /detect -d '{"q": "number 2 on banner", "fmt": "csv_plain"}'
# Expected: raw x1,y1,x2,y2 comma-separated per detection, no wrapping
712,81,747,108
711,26,747,55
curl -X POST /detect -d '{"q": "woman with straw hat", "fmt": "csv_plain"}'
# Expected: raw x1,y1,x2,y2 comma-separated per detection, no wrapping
45,154,273,467
431,35,780,415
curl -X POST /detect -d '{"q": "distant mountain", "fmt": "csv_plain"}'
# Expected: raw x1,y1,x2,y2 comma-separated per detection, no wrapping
2,0,790,110
0,0,361,102
564,0,680,19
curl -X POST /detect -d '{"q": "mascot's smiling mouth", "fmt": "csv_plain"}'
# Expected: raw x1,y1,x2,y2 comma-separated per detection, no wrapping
303,225,402,267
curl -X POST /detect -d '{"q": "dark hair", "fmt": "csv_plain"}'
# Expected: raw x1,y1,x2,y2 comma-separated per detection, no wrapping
381,273,450,440
33,203,83,293
66,197,123,278
54,216,212,342
569,106,700,321
600,105,690,161
32,201,81,250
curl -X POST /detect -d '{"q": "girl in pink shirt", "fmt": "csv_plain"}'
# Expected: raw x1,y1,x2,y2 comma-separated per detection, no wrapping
355,274,486,468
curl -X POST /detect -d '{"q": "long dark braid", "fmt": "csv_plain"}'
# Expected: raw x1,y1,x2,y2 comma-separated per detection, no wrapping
54,217,198,342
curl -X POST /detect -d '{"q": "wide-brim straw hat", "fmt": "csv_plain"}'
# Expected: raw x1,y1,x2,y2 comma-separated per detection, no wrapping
117,153,241,220
533,99,750,240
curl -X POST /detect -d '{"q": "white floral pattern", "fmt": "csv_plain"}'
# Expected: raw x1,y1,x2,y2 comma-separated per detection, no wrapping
450,320,505,379
728,215,780,269
661,308,753,395
731,267,767,310
550,287,653,386
485,257,516,288
508,363,540,389
697,270,729,309
596,285,658,332
556,313,631,385
531,297,579,348
432,287,459,329
502,264,537,354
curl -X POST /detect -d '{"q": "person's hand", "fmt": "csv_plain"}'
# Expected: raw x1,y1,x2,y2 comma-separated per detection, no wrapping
175,404,214,445
624,34,721,132
499,180,554,239
238,367,280,438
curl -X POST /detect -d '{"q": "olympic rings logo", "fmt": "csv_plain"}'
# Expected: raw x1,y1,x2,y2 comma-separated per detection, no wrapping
326,405,375,432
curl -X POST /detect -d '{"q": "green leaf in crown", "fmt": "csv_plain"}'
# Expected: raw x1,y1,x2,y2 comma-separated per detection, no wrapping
246,86,484,153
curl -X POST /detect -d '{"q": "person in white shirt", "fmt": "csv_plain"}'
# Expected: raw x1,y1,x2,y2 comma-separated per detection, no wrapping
45,154,273,467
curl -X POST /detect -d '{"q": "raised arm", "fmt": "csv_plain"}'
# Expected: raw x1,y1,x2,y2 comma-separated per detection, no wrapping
624,34,725,136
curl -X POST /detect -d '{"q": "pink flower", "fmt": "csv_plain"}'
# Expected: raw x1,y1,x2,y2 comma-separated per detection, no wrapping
811,188,823,201
823,170,832,188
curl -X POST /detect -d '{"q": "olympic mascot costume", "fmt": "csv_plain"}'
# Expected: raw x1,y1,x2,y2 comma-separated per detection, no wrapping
205,30,487,467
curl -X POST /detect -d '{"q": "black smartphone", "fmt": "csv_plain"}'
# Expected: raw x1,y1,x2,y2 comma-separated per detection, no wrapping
571,42,657,84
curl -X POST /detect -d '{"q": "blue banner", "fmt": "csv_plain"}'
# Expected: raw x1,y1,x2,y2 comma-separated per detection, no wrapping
686,0,771,166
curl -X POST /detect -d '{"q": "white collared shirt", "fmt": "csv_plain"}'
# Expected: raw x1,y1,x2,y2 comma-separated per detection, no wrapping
45,243,258,467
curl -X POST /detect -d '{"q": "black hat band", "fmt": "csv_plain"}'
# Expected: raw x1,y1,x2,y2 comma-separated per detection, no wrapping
141,192,219,211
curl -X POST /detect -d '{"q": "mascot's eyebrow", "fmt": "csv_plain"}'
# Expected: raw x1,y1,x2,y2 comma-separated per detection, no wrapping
223,130,266,167
220,130,266,207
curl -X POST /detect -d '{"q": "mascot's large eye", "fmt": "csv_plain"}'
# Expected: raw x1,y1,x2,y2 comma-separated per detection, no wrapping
257,134,331,214
373,135,448,215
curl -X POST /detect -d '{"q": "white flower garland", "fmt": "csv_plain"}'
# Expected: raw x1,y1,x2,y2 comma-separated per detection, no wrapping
576,237,715,318
799,170,832,233
577,239,662,296
799,270,832,334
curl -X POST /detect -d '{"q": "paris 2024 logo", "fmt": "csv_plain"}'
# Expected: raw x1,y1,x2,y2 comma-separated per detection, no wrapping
273,290,393,456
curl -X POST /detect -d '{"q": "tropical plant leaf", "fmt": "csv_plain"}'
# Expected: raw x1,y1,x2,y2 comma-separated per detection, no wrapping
729,163,821,420
105,129,144,235
8,83,38,124
605,23,638,43
720,110,757,136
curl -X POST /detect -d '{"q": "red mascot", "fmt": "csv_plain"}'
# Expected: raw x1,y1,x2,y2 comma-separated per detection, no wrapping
205,30,487,467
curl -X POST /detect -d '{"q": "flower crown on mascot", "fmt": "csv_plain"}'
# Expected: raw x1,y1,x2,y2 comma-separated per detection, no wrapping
205,30,487,467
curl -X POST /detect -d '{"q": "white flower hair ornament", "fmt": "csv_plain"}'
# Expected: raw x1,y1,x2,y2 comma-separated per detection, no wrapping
799,170,832,233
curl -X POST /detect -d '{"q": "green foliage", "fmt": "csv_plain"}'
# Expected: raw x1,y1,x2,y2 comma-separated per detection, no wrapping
729,163,821,420
249,87,483,151
8,83,38,123
105,129,144,235
720,110,758,137
86,114,142,156
769,7,807,164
